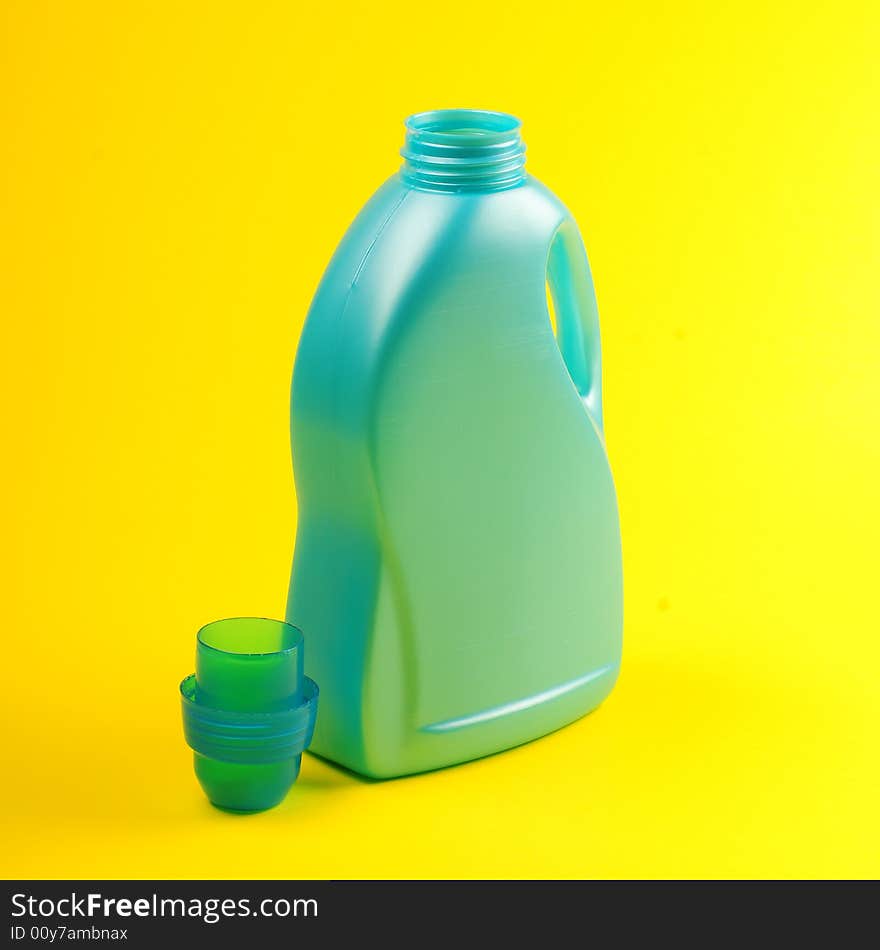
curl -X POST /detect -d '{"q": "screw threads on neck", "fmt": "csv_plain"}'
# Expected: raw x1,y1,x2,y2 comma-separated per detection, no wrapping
401,110,526,193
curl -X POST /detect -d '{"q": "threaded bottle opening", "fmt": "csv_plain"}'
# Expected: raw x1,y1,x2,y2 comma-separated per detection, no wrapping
401,109,526,193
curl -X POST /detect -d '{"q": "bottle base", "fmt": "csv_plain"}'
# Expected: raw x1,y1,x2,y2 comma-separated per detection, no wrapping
312,661,620,779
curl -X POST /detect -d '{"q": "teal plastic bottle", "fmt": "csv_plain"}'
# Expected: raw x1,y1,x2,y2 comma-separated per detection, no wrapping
287,110,622,778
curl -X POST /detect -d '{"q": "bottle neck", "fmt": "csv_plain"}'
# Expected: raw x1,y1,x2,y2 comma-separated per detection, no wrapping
400,109,526,193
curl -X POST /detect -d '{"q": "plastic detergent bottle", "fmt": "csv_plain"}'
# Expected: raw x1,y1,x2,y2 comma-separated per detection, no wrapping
287,109,622,778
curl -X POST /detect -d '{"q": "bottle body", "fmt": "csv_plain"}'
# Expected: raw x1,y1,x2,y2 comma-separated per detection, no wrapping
288,129,622,778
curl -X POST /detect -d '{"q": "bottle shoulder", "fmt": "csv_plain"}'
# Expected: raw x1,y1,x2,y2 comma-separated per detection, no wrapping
329,173,571,275
294,174,577,412
388,172,570,235
339,175,570,292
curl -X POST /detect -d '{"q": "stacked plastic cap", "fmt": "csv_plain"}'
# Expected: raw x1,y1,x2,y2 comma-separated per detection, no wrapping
180,618,319,812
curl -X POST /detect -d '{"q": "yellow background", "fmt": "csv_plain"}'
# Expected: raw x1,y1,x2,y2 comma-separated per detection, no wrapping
3,0,879,879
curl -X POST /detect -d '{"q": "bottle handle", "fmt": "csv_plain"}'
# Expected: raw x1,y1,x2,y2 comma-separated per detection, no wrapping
546,217,604,433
